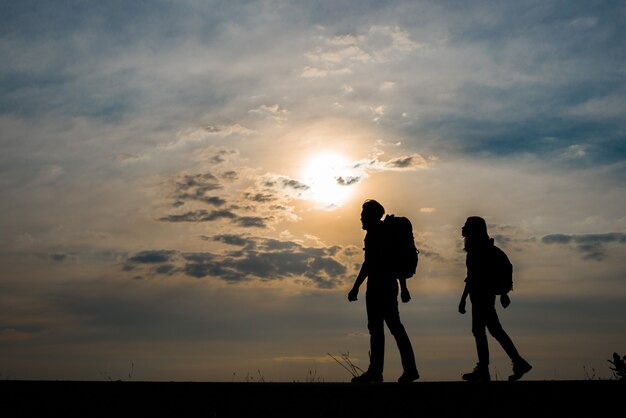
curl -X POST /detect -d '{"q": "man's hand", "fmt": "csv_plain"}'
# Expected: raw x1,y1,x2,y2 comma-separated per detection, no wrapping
348,287,359,302
500,293,511,309
400,288,411,303
458,299,466,314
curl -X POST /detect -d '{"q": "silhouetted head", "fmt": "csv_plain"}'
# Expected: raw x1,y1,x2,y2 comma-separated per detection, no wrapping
462,216,490,251
361,199,385,230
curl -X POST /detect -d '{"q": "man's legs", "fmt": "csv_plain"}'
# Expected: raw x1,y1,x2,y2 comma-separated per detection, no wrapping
351,290,384,382
380,283,419,383
384,301,418,378
366,291,385,376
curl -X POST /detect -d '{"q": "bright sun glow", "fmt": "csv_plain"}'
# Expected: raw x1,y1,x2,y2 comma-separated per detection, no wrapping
300,152,359,209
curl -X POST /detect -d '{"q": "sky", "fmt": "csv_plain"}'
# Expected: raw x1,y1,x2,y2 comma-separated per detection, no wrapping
1,0,625,382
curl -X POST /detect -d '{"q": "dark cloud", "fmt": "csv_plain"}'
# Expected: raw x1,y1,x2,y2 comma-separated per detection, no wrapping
336,176,361,186
176,193,226,206
542,233,626,260
303,257,346,289
543,233,626,244
128,250,176,264
51,253,67,262
234,216,269,228
159,209,238,223
352,154,432,173
222,170,238,180
542,234,573,244
155,264,177,275
269,204,289,211
178,173,219,189
263,176,309,191
201,125,223,134
172,194,226,207
181,239,348,286
259,238,300,251
212,148,239,160
213,234,254,247
282,178,309,190
172,173,225,206
492,234,512,247
245,192,276,202
386,156,414,168
384,154,429,169
161,202,269,227
124,236,352,288
341,246,362,257
202,196,227,206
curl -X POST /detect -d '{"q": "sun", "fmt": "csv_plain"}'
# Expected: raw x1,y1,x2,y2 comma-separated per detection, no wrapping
300,151,359,209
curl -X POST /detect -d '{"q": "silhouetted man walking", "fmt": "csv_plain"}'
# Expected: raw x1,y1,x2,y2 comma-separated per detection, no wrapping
348,199,419,383
458,216,532,382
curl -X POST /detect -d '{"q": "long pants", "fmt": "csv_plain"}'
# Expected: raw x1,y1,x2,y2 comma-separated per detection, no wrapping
366,282,417,375
470,293,521,366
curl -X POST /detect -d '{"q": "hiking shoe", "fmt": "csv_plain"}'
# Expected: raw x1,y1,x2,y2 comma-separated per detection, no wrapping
462,364,490,382
398,370,420,384
351,371,383,383
509,359,532,381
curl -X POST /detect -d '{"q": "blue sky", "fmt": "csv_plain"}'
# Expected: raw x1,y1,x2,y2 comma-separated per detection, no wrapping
1,0,625,382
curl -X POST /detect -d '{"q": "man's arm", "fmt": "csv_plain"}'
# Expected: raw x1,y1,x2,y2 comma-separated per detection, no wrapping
500,293,510,308
399,278,411,303
348,262,368,301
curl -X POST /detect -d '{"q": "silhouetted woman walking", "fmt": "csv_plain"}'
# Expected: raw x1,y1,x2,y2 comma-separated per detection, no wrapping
458,216,532,382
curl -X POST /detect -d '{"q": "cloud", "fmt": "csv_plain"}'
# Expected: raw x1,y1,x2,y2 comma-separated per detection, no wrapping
262,175,310,191
560,144,587,159
177,173,221,189
124,235,354,288
213,234,255,247
51,253,68,262
245,192,277,202
234,216,269,228
336,176,361,186
159,209,238,223
128,250,177,264
161,124,253,148
164,172,227,208
542,233,626,260
249,104,289,123
159,153,305,231
301,25,420,78
221,170,238,180
384,154,430,169
114,153,146,163
259,175,311,203
353,153,434,172
159,203,272,228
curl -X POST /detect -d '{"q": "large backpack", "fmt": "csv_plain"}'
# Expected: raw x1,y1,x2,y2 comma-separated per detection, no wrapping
488,244,513,295
383,214,419,279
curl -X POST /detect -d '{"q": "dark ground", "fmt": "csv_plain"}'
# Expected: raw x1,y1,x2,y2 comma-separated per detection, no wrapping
1,379,623,417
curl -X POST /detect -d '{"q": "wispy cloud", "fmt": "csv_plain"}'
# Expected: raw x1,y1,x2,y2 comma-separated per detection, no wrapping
301,25,420,78
161,124,253,148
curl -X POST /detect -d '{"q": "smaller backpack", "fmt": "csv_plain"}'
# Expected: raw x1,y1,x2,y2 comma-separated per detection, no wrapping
383,214,419,279
489,245,513,295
